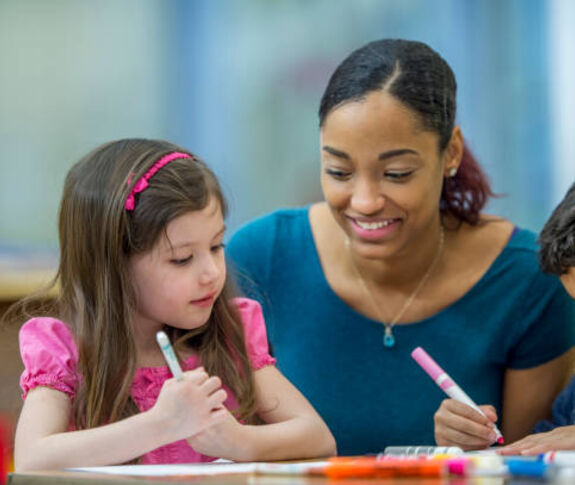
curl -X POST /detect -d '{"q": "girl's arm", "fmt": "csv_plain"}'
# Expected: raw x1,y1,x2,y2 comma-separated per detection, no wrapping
15,368,227,471
187,365,337,461
434,349,575,450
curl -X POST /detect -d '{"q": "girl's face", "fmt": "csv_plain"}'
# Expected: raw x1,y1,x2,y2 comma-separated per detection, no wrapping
320,91,456,260
129,196,226,335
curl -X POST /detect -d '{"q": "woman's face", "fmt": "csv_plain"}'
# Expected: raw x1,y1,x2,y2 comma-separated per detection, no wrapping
320,91,454,260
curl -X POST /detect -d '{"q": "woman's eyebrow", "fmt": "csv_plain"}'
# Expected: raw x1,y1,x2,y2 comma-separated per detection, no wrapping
322,145,418,161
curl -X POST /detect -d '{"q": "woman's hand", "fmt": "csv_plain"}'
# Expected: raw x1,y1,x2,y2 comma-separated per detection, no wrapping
434,398,500,450
498,426,575,455
186,408,249,461
150,367,227,443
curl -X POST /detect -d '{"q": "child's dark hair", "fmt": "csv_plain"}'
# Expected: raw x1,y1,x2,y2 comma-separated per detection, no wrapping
319,38,494,225
539,182,575,275
6,138,257,435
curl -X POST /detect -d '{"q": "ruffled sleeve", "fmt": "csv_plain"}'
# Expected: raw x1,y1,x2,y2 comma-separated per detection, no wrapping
19,317,79,399
233,298,276,370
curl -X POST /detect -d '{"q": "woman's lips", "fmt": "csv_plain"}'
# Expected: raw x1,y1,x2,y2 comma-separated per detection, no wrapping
348,216,400,240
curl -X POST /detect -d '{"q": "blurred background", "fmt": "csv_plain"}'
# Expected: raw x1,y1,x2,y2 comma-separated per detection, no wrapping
1,0,575,249
0,0,574,470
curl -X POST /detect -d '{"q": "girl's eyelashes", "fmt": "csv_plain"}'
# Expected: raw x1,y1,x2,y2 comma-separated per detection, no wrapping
211,243,226,253
169,244,225,265
170,255,193,266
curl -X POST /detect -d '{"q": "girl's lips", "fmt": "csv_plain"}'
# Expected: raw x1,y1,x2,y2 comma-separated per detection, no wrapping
190,293,216,307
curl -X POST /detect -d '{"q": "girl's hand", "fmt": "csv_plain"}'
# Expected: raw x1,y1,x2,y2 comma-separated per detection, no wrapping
434,398,500,450
150,367,227,443
186,408,248,461
498,425,575,455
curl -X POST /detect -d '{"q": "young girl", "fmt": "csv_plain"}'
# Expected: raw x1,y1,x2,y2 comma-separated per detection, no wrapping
11,138,336,471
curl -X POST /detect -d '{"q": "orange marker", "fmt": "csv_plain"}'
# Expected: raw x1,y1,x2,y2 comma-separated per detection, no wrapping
323,456,470,479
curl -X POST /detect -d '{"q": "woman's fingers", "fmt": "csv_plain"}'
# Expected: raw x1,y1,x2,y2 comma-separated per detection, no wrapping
435,399,497,449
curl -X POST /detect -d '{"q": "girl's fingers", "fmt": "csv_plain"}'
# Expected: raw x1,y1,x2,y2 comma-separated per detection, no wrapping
208,389,228,408
184,367,209,384
201,376,223,395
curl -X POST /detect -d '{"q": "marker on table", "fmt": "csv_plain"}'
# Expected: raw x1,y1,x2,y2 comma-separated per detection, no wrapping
156,331,183,380
383,446,464,457
411,346,504,445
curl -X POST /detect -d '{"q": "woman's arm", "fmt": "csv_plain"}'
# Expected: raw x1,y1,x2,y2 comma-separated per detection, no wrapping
434,349,575,450
15,368,227,471
501,348,575,443
188,365,337,461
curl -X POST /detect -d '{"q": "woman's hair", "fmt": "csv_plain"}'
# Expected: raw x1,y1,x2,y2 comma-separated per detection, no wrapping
7,138,257,431
539,181,575,275
319,38,493,225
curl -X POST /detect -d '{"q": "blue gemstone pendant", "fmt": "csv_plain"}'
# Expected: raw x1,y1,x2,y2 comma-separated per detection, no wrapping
383,327,395,347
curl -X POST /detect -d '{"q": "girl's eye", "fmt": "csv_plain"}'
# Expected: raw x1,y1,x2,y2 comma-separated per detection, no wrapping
385,170,414,181
211,243,226,253
171,255,193,266
325,168,351,180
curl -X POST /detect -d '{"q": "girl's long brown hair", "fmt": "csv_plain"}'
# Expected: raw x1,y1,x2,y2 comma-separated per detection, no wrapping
5,138,257,431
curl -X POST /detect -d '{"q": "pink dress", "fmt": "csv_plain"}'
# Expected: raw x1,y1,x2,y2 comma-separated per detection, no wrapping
19,297,276,464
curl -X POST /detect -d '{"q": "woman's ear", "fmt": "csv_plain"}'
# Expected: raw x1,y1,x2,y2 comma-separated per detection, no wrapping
444,126,463,178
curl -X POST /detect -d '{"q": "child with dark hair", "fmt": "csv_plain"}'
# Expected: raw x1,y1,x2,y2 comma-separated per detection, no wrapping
227,38,575,453
500,182,575,454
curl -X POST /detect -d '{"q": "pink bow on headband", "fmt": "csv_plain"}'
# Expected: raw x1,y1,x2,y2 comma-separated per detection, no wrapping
125,151,192,211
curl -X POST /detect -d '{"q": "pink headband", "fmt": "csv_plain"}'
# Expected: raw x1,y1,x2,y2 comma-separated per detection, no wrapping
125,151,192,211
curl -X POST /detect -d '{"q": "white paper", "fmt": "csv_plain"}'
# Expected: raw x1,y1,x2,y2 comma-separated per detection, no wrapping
67,460,330,477
68,462,258,476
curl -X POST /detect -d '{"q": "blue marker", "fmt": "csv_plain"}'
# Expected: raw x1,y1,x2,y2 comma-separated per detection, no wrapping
156,331,184,380
506,460,548,478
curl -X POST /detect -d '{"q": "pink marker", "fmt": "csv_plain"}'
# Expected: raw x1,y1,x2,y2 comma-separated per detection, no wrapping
411,346,504,445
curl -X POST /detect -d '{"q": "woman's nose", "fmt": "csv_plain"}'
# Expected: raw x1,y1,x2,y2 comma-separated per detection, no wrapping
351,178,385,214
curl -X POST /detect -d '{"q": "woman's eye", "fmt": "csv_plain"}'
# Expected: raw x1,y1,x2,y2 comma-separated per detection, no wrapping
385,170,414,180
325,168,351,180
171,255,193,266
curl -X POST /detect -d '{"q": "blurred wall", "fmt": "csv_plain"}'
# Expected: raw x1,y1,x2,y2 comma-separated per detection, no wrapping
1,0,574,248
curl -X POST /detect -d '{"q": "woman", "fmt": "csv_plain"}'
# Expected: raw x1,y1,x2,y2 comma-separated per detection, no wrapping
227,39,575,454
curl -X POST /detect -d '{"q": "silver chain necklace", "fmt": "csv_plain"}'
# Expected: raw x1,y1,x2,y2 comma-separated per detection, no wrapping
346,226,445,348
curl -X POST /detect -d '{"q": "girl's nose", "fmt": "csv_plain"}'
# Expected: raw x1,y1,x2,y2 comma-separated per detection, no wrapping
351,178,385,214
198,255,221,285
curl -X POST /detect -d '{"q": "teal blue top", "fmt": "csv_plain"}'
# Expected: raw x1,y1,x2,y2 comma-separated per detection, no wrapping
227,207,575,455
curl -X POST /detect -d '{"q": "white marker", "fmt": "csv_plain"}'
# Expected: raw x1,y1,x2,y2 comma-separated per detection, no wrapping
156,331,183,380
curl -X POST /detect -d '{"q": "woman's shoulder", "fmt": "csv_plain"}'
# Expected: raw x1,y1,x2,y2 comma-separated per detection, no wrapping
453,215,536,261
227,206,312,265
455,216,560,291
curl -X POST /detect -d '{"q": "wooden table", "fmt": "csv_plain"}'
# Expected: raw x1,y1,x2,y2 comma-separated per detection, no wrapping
7,470,515,485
